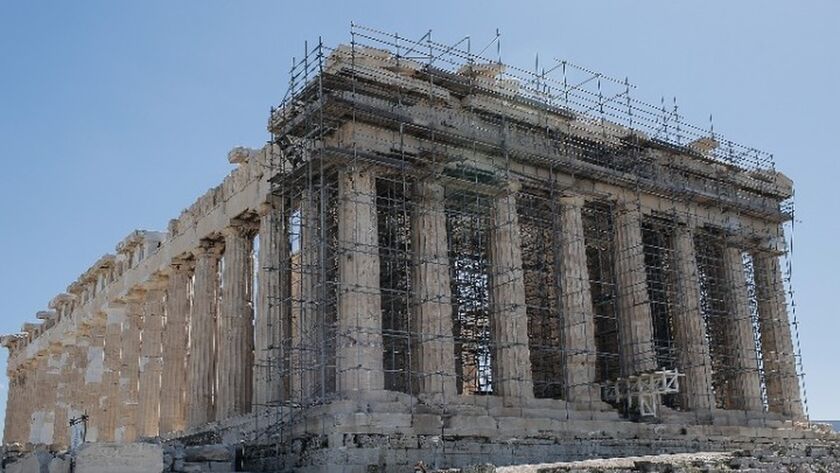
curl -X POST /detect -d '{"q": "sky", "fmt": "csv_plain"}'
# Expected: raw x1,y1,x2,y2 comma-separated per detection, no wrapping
1,1,839,436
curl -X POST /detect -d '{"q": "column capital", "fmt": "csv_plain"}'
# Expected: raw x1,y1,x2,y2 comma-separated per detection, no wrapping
614,198,642,215
415,178,445,200
257,200,273,217
496,178,521,196
258,194,286,217
169,255,195,273
142,272,169,291
556,194,585,208
121,287,147,303
193,239,223,258
222,221,257,240
751,238,787,257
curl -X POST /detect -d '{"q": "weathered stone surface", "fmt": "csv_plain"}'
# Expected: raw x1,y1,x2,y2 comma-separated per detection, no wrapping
183,444,232,462
0,37,811,473
488,184,533,400
6,450,51,473
47,456,71,473
74,442,164,473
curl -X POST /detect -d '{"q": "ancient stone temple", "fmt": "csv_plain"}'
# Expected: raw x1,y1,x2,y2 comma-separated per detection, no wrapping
2,25,822,473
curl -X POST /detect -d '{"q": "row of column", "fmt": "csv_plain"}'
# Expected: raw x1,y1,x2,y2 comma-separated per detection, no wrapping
1,169,805,448
282,167,803,418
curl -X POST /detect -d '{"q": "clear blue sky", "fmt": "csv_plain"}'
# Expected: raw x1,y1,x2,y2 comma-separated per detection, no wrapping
1,1,838,434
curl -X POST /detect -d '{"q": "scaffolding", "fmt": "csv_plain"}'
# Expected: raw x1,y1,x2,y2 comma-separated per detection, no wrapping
246,23,806,466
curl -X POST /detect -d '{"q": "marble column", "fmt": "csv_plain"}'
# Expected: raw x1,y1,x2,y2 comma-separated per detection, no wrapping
138,283,165,437
296,190,320,401
670,225,714,411
613,203,656,376
42,344,67,446
556,195,598,404
117,297,143,442
254,198,290,409
411,179,457,398
187,243,219,427
70,328,93,442
54,343,75,448
3,369,21,444
753,250,804,419
26,357,46,445
101,308,125,442
337,167,384,394
160,262,191,434
22,361,37,444
721,246,763,411
217,225,255,419
488,182,533,399
2,336,26,445
85,322,106,442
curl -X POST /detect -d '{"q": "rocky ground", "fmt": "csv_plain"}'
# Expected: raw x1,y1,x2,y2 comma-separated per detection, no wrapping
429,436,840,473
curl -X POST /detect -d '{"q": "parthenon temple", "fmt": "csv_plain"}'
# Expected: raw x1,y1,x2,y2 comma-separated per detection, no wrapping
2,26,818,472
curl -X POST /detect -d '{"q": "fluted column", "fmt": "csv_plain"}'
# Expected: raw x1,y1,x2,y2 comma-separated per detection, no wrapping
187,243,219,427
4,369,22,444
255,198,290,409
138,283,165,437
217,225,255,419
54,342,76,448
337,167,384,394
69,327,93,444
101,308,125,442
160,262,191,434
21,362,36,444
614,203,656,376
753,250,803,419
85,322,106,442
671,225,714,411
296,189,320,401
721,246,763,411
25,357,45,445
556,195,598,404
41,345,67,445
411,179,457,397
117,297,142,442
488,182,533,399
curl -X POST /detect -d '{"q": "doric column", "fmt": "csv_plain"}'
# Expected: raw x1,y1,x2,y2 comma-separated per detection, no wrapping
295,189,320,401
556,195,597,404
613,203,656,376
187,243,220,427
217,224,255,419
254,198,290,409
336,167,384,394
26,357,46,445
670,225,714,411
721,246,763,411
138,283,165,437
753,250,804,419
101,308,125,442
38,350,61,446
3,369,20,444
117,297,142,442
54,342,76,448
160,261,191,434
21,361,37,444
69,327,93,444
488,182,533,399
411,179,457,398
2,336,27,445
84,322,106,442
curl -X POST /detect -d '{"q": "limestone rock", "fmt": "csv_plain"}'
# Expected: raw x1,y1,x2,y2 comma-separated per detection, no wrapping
183,444,232,462
74,442,164,473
